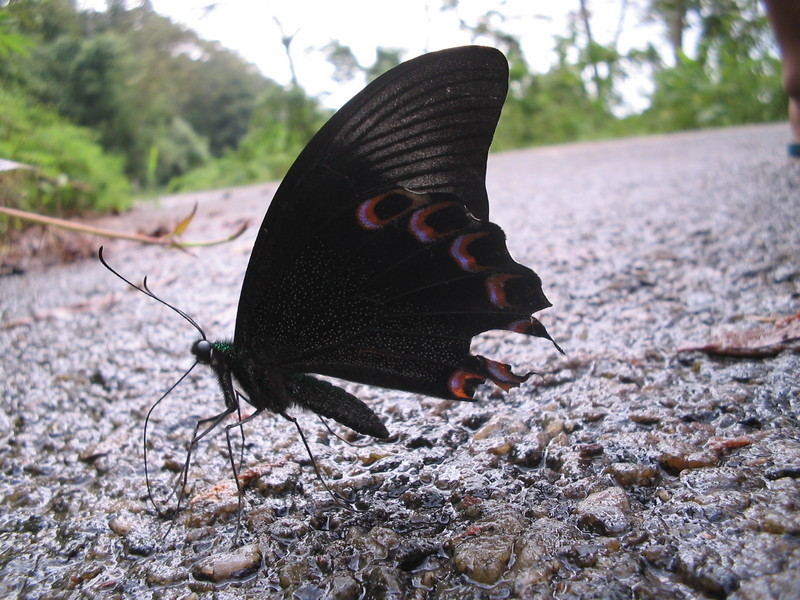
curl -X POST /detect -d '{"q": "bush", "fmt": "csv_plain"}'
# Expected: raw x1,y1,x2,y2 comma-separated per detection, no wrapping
0,87,131,215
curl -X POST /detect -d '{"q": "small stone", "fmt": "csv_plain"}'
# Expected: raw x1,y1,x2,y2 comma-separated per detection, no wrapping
450,512,524,584
658,442,719,475
641,544,677,570
514,518,582,569
679,465,760,494
79,438,116,462
630,412,661,425
108,513,156,556
736,568,800,600
145,563,187,586
575,487,633,535
108,514,134,536
578,443,604,459
329,573,361,600
364,566,404,600
513,559,561,595
466,414,531,459
278,553,317,588
746,507,800,535
349,526,399,562
269,517,310,542
186,480,240,527
674,546,738,597
473,414,529,440
607,462,659,488
191,544,262,583
567,543,600,568
396,539,440,571
544,419,566,436
705,435,754,453
581,410,608,423
507,434,548,467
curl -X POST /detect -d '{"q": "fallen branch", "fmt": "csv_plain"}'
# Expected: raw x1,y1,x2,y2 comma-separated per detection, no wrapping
0,204,248,248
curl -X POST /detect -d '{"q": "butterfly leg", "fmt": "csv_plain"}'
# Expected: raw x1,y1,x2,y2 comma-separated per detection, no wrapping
222,398,264,543
162,405,239,524
279,411,355,511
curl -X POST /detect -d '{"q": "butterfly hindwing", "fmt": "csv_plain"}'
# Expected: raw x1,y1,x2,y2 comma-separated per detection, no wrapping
263,189,555,400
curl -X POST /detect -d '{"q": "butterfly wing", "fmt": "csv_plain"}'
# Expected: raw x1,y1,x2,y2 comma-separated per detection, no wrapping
234,46,559,404
237,46,505,320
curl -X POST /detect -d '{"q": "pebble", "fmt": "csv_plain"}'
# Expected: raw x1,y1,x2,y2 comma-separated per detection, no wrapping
450,510,524,584
607,462,659,487
191,543,262,582
575,487,633,535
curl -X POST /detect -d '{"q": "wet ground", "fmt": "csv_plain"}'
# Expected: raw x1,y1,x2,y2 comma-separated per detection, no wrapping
1,123,798,599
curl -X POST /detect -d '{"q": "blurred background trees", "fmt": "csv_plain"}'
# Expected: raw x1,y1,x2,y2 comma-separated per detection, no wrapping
0,0,785,218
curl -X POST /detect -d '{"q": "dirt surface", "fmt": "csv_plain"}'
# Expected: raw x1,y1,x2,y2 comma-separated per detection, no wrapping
1,123,799,599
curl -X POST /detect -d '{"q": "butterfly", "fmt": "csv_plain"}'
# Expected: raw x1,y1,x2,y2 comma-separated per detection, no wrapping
101,45,560,504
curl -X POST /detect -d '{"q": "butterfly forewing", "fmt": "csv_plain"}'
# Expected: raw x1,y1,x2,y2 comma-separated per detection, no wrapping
236,47,509,343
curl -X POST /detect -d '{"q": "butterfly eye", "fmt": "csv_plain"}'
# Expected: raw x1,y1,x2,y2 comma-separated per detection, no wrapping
191,340,212,364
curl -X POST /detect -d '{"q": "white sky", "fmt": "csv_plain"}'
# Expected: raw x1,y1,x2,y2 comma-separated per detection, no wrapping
82,0,672,111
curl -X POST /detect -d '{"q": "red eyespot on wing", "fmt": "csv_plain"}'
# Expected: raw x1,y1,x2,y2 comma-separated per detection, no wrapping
483,358,529,391
508,317,547,337
409,201,460,242
508,317,565,353
356,192,419,230
485,273,519,308
450,232,490,273
357,194,391,229
448,369,485,399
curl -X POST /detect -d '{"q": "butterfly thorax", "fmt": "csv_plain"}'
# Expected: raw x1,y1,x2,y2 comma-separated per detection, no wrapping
191,338,293,414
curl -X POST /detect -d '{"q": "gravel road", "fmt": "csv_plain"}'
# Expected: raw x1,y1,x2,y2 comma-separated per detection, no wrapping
1,123,798,599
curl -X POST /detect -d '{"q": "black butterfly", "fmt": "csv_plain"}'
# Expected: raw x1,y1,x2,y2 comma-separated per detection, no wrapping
186,45,560,444
102,46,560,498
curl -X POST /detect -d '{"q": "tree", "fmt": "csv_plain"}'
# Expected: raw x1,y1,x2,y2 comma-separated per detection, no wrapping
323,42,403,85
643,0,784,129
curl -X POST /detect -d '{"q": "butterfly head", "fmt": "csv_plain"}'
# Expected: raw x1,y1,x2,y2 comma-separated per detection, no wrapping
191,339,213,365
191,339,235,369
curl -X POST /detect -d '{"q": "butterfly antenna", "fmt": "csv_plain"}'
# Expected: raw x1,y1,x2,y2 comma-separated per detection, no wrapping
317,415,375,448
281,412,356,511
98,246,207,340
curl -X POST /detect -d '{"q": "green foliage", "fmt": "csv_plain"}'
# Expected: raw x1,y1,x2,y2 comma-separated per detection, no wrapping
1,0,275,195
452,0,783,147
323,42,404,84
0,87,131,214
31,35,136,155
152,118,211,185
642,51,783,130
0,10,33,57
322,41,361,84
175,47,269,157
640,0,785,131
492,25,619,149
170,86,329,192
2,0,82,42
496,62,598,148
